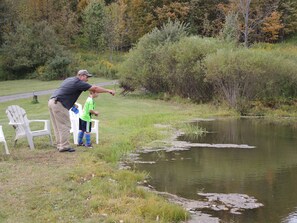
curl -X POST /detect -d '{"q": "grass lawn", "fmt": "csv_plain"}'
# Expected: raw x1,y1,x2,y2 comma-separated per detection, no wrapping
0,77,111,96
0,80,235,222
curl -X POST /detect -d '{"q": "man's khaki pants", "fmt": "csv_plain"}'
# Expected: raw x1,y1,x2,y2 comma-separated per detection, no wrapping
48,99,71,151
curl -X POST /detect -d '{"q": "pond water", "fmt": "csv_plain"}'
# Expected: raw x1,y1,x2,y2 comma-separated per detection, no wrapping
132,118,297,223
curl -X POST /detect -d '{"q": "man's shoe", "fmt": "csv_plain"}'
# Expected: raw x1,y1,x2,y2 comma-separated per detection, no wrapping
59,148,76,152
85,144,93,148
77,143,85,146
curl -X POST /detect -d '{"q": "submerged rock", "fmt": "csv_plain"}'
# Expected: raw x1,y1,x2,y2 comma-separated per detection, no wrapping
146,189,263,222
197,192,264,214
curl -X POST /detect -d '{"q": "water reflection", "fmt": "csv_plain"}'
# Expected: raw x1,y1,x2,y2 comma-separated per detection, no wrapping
133,118,297,223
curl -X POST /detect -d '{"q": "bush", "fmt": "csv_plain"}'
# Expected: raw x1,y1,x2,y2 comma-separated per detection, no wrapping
118,20,189,94
37,56,72,80
1,21,71,79
119,26,228,102
92,60,118,79
163,36,226,102
205,47,297,112
118,20,226,101
0,55,10,80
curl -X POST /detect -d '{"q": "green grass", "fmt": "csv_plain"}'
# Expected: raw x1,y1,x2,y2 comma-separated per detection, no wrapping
0,77,111,96
2,78,297,221
0,79,236,222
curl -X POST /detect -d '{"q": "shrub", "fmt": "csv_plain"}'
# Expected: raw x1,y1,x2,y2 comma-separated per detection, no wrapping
92,60,118,79
205,47,297,112
118,20,226,102
118,20,189,94
163,36,226,102
37,56,72,80
119,30,228,102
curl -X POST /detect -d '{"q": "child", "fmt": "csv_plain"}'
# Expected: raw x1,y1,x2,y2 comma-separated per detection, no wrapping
78,91,99,148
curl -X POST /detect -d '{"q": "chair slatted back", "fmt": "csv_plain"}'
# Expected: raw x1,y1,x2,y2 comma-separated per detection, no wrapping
6,105,29,137
69,103,83,126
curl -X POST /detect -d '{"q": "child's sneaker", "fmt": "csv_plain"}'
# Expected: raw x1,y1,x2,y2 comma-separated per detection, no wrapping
85,144,93,148
77,143,85,146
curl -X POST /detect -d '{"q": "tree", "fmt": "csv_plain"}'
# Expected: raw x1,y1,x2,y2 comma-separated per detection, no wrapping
104,0,127,53
262,11,284,42
239,0,252,47
154,2,190,27
3,0,80,46
83,0,106,51
2,21,69,78
49,1,80,45
220,11,240,43
188,0,225,36
278,0,297,39
0,0,14,46
221,0,281,46
123,0,156,46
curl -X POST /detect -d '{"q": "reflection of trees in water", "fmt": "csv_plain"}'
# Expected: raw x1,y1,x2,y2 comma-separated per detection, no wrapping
184,118,297,146
180,118,248,144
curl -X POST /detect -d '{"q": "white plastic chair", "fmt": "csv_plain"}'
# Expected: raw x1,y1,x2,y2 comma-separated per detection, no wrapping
6,105,53,150
69,103,81,145
0,125,9,154
69,103,99,144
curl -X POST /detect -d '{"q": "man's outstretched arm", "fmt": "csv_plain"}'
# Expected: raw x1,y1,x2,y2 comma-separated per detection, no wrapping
89,85,115,95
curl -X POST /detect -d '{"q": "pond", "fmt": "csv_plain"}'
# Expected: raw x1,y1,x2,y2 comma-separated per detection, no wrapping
131,118,297,223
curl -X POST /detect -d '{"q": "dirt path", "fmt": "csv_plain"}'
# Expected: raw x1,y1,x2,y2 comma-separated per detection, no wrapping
0,80,118,102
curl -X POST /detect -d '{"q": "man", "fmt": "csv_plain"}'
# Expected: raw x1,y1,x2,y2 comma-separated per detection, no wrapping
48,69,115,152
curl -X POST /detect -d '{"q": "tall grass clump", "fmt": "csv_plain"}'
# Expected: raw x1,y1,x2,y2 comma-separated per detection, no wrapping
178,122,206,136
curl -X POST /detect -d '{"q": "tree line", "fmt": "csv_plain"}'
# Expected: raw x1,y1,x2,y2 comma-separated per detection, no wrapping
1,0,297,113
2,0,297,47
0,0,297,78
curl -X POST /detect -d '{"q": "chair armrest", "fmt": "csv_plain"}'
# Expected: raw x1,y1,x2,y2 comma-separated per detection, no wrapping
91,119,99,124
91,119,99,128
28,119,49,123
28,119,51,131
8,121,24,126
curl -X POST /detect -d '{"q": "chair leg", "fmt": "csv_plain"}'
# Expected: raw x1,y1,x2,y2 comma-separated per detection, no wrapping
26,135,35,150
73,129,78,145
49,134,53,146
3,142,9,155
96,132,99,144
